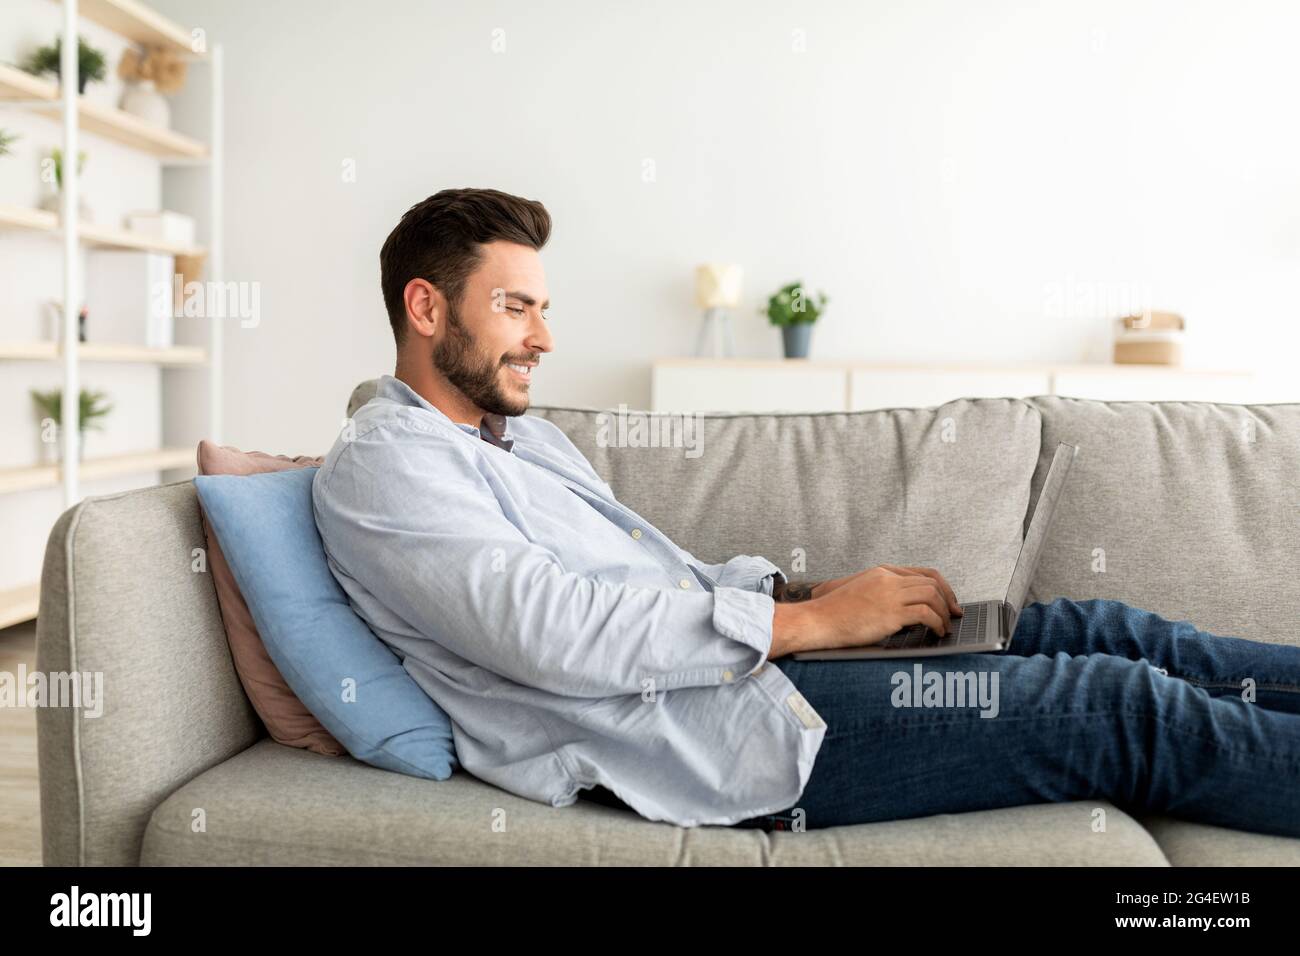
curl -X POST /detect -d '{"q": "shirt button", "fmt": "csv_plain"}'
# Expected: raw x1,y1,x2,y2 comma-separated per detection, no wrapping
722,669,734,682
630,528,642,539
678,578,691,589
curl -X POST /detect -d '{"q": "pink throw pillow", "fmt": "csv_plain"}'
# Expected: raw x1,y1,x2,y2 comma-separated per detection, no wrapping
195,439,345,756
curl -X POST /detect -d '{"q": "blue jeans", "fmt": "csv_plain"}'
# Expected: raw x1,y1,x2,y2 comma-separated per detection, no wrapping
734,598,1300,837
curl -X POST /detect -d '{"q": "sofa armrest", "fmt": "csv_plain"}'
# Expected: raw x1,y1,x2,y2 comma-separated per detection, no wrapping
36,480,261,866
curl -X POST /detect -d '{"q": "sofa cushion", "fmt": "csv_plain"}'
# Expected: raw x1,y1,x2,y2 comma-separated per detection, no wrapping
192,467,457,780
528,399,1044,603
346,378,381,418
196,440,343,756
1139,814,1300,866
1026,398,1300,646
139,738,1171,865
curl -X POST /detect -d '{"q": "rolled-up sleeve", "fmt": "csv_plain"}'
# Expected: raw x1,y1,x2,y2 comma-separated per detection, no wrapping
313,426,776,698
677,549,788,598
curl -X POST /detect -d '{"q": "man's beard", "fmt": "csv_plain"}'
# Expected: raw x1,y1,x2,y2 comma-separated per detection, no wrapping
433,296,531,418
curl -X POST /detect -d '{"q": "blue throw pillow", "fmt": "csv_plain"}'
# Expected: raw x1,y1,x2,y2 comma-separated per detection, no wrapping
194,466,458,780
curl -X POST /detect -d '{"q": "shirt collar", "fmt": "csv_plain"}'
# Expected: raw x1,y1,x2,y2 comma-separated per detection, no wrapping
376,374,515,452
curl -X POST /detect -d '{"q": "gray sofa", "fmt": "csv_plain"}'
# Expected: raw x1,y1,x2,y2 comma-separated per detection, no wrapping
35,383,1300,865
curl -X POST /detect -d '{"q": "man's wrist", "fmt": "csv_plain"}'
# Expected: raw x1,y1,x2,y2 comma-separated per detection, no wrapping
770,599,820,658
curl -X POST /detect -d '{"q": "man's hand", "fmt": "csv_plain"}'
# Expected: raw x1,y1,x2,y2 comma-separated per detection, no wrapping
770,565,963,658
775,566,960,607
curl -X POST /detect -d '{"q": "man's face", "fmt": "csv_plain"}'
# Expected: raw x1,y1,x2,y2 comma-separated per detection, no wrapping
432,241,552,418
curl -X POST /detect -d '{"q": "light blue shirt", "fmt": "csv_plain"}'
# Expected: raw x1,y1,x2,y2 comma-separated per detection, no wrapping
312,374,826,827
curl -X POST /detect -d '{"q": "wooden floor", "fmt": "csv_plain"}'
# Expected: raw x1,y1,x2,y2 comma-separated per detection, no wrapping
0,619,41,866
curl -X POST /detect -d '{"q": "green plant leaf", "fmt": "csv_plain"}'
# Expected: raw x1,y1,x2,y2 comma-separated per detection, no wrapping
30,387,112,430
22,35,108,86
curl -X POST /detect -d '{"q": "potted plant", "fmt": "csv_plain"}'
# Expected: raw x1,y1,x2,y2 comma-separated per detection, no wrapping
22,35,108,94
117,45,188,128
761,280,829,359
31,387,113,464
0,127,17,157
40,147,91,220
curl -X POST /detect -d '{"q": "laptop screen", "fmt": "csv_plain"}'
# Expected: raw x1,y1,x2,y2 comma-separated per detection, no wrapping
1004,442,1078,613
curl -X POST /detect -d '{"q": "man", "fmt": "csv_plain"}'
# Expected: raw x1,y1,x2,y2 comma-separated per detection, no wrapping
313,187,1300,836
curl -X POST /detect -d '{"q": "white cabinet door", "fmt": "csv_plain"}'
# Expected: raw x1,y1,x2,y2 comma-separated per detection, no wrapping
848,369,1053,410
652,364,847,413
1051,370,1257,403
651,362,1264,413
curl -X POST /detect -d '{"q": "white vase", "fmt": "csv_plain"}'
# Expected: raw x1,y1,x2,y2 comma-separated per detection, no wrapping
120,80,170,128
39,431,85,465
40,191,92,222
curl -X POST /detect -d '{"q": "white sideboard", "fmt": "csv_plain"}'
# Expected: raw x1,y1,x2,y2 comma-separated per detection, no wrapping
651,359,1263,413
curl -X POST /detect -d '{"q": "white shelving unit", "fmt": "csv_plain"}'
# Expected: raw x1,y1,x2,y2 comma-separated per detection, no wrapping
0,0,224,627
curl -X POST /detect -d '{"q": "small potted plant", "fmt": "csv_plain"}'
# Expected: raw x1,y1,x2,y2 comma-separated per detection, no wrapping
761,280,829,359
31,387,113,464
0,127,17,158
40,147,91,220
22,35,108,94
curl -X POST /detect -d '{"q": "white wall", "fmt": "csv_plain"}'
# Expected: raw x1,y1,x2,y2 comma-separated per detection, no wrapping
144,0,1300,458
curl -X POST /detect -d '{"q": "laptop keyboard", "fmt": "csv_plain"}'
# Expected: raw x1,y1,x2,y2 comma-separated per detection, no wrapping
877,602,989,649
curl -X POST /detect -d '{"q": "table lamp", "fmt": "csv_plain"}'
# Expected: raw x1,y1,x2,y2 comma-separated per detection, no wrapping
693,263,742,357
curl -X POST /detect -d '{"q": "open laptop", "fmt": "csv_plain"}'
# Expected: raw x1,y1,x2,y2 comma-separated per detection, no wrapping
792,441,1078,660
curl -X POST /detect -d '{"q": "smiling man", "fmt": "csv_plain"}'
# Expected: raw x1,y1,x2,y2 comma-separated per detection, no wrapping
311,187,844,826
312,187,1300,837
385,198,550,432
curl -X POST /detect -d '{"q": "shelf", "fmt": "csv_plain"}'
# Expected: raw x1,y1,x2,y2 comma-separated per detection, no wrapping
58,0,201,57
0,447,195,496
0,202,207,257
0,582,40,630
78,221,205,256
0,62,57,100
0,63,208,160
0,203,58,232
39,96,209,159
0,341,206,365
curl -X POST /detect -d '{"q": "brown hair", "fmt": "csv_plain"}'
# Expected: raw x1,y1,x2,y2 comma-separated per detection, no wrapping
380,187,552,347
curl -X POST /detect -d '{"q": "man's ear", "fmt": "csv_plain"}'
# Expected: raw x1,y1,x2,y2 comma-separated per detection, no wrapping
403,278,440,339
